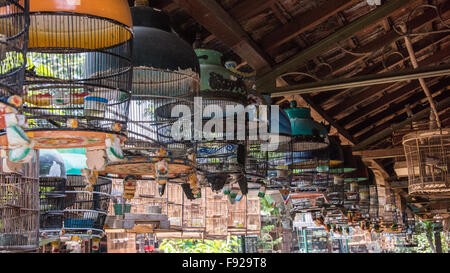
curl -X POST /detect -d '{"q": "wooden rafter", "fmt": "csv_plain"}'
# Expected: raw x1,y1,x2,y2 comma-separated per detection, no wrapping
172,0,272,73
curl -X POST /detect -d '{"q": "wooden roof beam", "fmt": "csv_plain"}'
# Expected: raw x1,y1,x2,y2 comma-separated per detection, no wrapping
349,80,448,137
260,0,360,53
256,0,412,89
173,0,272,73
269,63,450,97
353,94,450,150
324,43,450,117
353,147,405,159
228,0,278,22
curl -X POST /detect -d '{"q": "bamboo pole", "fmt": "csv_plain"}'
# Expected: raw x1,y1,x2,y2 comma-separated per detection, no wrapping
400,24,442,128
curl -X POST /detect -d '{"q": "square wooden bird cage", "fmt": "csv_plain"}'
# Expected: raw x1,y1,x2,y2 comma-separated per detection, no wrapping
0,156,39,253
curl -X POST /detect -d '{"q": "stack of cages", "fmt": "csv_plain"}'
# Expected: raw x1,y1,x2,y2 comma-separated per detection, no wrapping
193,47,248,194
0,0,28,117
38,150,67,239
63,175,112,239
14,0,132,150
0,153,39,252
105,1,200,194
403,128,449,196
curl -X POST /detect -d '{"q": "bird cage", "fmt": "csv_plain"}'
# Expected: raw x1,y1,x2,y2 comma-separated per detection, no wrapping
125,2,199,150
246,192,261,235
246,95,293,182
205,188,228,237
166,182,183,229
266,140,292,187
0,0,28,105
38,149,67,235
403,128,450,195
284,101,330,152
0,154,39,252
63,175,112,238
5,0,133,150
326,176,345,208
182,187,206,232
39,177,66,233
128,179,168,215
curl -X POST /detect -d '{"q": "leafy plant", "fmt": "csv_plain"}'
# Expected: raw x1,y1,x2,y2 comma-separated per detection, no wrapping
159,237,240,253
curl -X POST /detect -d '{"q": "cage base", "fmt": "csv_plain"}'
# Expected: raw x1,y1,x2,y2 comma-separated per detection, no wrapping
104,157,193,177
0,130,124,149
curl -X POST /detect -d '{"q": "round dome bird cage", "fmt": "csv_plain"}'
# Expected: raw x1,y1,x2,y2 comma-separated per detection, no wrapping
38,150,67,237
284,101,330,152
0,0,28,106
403,128,450,195
0,0,133,151
104,2,200,197
127,2,199,147
193,48,248,184
62,175,112,238
246,97,293,183
0,154,39,253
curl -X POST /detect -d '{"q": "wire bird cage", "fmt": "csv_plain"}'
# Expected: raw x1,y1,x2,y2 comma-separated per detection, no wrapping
63,175,111,238
39,177,66,232
246,102,293,185
205,189,228,237
403,128,450,195
126,3,199,149
0,155,39,253
0,0,28,104
183,187,206,232
3,0,133,149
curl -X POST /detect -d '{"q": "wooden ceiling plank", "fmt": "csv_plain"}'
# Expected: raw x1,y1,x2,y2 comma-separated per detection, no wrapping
324,43,450,117
353,93,450,150
260,0,360,52
349,80,448,136
353,147,405,159
228,0,277,21
256,0,412,89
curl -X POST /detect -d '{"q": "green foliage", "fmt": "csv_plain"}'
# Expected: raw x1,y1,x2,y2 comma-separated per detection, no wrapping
159,237,240,253
260,195,279,216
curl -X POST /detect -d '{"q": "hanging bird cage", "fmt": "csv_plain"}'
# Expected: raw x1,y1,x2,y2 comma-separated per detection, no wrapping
0,155,39,253
0,0,28,106
403,128,450,196
126,2,199,149
328,146,358,175
193,48,248,180
38,149,67,235
326,176,345,208
63,175,112,238
39,177,66,234
246,94,293,182
3,0,133,150
284,101,330,152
